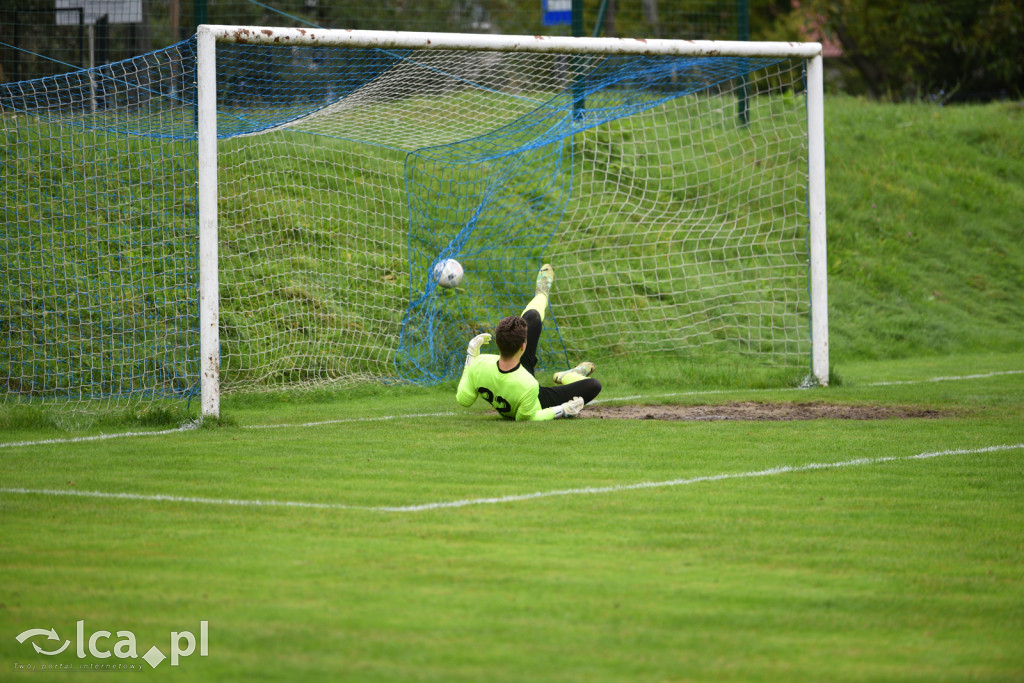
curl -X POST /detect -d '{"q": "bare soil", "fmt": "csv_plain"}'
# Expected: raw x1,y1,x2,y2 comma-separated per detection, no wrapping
583,401,948,422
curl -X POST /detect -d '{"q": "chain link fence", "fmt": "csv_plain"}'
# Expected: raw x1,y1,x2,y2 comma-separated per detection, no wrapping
2,0,748,84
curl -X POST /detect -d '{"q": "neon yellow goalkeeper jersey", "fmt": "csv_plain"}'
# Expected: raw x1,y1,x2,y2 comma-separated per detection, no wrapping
456,355,557,421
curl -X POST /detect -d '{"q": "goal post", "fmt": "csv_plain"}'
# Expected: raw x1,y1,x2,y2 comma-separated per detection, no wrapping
806,52,829,389
195,25,828,417
197,27,220,420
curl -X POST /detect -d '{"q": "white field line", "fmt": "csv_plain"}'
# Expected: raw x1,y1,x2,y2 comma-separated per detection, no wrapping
1,443,1020,513
864,370,1024,387
1,369,1019,451
0,412,455,450
247,411,456,429
0,424,201,450
591,369,1024,405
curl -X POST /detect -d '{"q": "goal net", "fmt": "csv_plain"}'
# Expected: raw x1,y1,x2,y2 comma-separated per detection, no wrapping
2,42,199,408
2,27,827,416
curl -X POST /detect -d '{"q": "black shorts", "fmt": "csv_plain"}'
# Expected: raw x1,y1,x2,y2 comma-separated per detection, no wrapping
521,309,602,409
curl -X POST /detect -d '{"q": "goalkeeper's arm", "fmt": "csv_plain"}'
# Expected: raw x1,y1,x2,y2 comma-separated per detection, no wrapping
455,364,477,407
456,333,492,407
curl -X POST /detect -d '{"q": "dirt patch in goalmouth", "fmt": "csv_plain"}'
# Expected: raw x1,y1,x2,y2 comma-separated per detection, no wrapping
583,401,949,422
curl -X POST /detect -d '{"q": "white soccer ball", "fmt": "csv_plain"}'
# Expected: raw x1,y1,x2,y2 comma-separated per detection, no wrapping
432,259,464,289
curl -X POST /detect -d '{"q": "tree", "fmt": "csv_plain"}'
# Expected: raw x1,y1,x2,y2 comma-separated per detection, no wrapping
793,0,1023,99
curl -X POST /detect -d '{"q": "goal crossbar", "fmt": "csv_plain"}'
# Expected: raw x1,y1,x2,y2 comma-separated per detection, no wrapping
201,24,822,59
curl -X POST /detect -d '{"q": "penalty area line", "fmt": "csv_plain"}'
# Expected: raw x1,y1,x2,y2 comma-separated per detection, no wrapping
865,369,1024,386
1,443,1020,513
379,443,1023,512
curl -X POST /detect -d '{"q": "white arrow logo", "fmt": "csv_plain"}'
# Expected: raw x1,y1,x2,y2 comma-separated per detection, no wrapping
16,628,71,656
34,640,71,656
16,628,59,644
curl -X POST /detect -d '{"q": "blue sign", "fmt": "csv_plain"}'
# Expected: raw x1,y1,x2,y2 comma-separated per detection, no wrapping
542,0,572,26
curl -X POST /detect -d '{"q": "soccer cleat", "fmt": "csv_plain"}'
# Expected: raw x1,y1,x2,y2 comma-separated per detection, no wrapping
553,361,595,385
535,263,555,297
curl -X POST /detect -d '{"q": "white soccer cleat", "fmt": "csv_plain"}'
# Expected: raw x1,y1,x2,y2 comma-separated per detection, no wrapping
553,361,595,385
535,263,555,297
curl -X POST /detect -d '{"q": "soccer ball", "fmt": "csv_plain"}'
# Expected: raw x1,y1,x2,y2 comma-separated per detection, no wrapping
432,259,464,288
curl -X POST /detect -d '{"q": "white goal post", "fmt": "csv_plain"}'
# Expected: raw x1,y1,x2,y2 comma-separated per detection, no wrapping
193,26,829,418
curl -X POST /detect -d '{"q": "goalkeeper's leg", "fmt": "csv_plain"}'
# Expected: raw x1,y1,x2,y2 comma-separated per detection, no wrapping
520,264,554,377
538,378,602,409
553,362,595,385
541,360,601,407
521,263,554,322
520,309,543,377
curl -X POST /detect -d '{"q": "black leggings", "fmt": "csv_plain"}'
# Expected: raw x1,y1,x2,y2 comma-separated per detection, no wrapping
521,309,602,409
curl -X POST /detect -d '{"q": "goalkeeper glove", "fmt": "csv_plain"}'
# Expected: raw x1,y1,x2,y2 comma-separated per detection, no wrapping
465,333,492,367
553,396,585,419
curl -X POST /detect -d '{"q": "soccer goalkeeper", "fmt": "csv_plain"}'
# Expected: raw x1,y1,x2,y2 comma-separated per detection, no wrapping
456,264,602,420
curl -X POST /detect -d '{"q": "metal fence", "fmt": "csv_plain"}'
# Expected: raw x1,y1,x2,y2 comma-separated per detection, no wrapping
1,0,748,84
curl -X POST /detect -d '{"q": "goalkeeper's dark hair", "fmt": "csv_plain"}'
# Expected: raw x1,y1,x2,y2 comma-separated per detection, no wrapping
494,315,528,358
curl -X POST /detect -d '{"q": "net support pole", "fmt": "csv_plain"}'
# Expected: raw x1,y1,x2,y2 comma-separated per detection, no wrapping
807,53,829,386
197,25,220,417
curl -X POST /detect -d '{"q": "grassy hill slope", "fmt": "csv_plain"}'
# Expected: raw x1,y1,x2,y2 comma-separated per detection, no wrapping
824,97,1024,363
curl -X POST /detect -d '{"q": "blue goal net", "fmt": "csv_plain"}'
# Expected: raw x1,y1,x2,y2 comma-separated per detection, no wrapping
2,32,813,406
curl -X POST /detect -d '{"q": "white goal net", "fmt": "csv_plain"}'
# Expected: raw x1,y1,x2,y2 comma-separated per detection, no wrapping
2,27,827,416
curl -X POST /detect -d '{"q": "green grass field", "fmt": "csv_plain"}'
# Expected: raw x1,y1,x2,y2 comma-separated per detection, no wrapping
3,92,1024,680
1,352,1022,680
